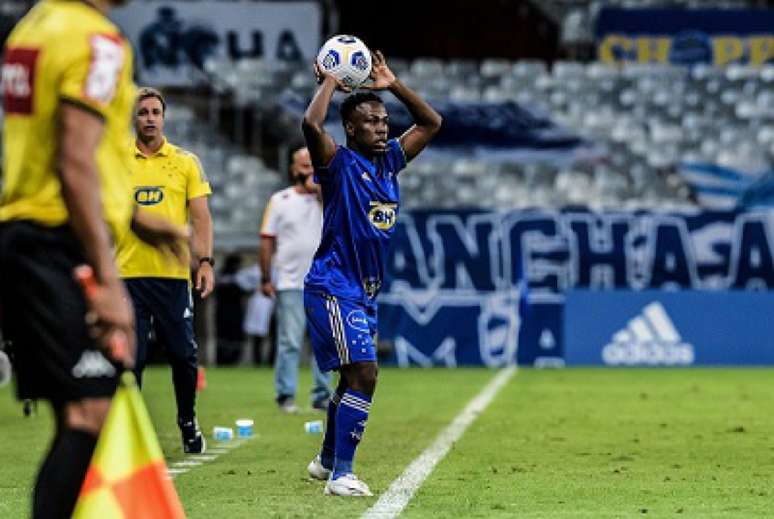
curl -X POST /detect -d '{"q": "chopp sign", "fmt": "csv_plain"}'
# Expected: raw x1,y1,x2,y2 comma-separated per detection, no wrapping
596,8,774,66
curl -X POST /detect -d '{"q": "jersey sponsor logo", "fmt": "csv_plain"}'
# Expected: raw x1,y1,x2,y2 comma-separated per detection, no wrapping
72,350,116,378
2,47,39,114
368,201,397,231
346,309,370,332
135,186,164,205
602,302,694,366
85,34,124,104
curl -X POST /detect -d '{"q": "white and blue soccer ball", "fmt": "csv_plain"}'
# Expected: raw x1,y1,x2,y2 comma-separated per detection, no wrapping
316,35,372,89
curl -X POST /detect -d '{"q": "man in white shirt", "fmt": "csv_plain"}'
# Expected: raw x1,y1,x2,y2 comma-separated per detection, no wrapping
260,146,331,413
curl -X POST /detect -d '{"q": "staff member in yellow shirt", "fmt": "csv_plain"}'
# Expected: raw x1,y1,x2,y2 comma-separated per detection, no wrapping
117,87,214,454
0,1,186,516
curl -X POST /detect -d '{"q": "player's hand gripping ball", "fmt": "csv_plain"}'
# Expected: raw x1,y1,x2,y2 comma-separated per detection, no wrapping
316,34,372,89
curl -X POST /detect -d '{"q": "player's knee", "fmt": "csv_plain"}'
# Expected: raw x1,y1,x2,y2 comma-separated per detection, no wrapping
61,397,112,436
353,363,378,395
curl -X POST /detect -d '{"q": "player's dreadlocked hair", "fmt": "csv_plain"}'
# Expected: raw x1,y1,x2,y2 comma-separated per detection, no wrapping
339,92,384,125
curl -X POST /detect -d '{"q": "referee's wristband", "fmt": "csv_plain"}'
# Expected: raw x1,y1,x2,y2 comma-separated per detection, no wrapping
199,256,215,267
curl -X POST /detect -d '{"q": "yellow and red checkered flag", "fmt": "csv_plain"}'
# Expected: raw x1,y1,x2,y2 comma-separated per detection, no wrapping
72,372,185,518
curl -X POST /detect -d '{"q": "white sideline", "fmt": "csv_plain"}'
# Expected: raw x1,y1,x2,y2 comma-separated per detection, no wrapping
166,437,251,479
362,365,517,519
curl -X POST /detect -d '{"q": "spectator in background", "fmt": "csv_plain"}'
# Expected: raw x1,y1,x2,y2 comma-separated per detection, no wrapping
214,256,276,365
241,261,276,366
260,146,330,413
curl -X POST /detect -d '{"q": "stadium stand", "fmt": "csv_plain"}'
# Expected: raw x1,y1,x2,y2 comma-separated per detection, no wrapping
194,56,773,214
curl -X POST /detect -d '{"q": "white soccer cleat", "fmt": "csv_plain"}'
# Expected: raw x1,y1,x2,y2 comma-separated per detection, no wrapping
307,455,332,481
324,473,373,497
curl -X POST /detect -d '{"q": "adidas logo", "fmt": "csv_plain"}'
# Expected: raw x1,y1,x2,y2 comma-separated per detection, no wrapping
361,171,372,182
72,351,116,378
602,302,694,366
183,307,193,319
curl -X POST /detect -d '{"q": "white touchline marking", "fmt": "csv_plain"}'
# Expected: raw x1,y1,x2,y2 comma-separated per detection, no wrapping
171,460,203,467
190,455,217,462
362,365,517,519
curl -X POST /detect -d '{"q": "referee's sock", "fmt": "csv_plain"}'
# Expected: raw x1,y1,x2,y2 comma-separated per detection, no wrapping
320,391,342,470
333,389,371,478
33,428,96,519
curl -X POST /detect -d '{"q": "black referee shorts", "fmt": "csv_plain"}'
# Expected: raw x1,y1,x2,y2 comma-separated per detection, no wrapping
0,221,120,403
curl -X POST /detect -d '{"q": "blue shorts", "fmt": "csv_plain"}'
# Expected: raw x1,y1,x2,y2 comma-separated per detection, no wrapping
304,290,377,372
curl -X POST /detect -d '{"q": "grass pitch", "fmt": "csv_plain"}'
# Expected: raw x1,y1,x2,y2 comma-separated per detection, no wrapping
1,367,772,518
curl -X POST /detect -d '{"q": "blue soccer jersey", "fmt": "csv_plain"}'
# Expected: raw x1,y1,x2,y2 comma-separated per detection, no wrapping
304,138,407,305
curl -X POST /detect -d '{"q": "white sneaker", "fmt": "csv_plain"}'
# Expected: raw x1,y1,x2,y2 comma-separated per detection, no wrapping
324,473,373,496
277,396,298,414
307,455,332,480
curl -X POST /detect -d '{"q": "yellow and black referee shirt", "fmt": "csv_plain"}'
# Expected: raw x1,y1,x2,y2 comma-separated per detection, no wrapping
117,139,211,280
0,0,136,237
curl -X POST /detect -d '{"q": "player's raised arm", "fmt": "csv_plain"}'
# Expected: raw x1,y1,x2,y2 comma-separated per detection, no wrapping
363,51,442,162
301,65,346,167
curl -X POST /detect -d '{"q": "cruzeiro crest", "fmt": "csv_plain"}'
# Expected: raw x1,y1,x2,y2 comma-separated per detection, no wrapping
368,201,397,231
350,50,369,72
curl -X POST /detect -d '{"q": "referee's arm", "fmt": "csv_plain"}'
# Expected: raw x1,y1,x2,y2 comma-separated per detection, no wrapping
57,102,135,362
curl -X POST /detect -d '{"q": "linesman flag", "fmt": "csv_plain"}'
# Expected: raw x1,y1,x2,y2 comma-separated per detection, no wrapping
72,372,185,518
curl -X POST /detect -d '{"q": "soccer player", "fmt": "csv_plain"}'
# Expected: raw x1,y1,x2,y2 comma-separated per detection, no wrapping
116,87,214,454
260,145,331,414
302,51,442,496
0,0,182,516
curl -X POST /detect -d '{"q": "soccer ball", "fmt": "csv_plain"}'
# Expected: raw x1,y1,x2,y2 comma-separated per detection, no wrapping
316,35,372,89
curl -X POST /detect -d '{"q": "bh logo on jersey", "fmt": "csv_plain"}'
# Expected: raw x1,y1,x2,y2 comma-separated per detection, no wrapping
135,186,164,206
368,201,397,231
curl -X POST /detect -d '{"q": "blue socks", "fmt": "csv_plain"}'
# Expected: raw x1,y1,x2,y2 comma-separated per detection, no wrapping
333,389,371,478
320,392,340,470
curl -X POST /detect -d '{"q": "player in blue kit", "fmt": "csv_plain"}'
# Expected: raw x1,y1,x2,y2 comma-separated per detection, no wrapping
302,50,442,496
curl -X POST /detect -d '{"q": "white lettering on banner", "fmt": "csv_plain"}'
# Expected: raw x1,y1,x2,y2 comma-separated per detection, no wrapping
379,210,774,367
110,1,321,87
394,337,457,368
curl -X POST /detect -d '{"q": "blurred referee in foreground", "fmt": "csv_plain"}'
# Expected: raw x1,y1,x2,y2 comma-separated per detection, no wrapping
0,0,185,516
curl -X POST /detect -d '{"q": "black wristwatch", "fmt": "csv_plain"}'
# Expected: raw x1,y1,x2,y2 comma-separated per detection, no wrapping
199,256,215,267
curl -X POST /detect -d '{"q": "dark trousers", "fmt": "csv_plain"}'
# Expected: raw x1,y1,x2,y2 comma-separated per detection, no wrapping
125,278,198,422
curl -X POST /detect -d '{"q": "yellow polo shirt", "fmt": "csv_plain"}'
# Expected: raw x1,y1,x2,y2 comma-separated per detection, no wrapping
117,139,211,279
0,0,136,238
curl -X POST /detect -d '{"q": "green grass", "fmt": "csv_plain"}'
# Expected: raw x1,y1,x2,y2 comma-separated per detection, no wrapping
407,369,774,518
2,367,773,518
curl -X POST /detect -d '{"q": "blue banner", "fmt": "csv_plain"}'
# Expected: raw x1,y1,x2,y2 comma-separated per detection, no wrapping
596,8,774,66
565,290,774,366
377,209,774,367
